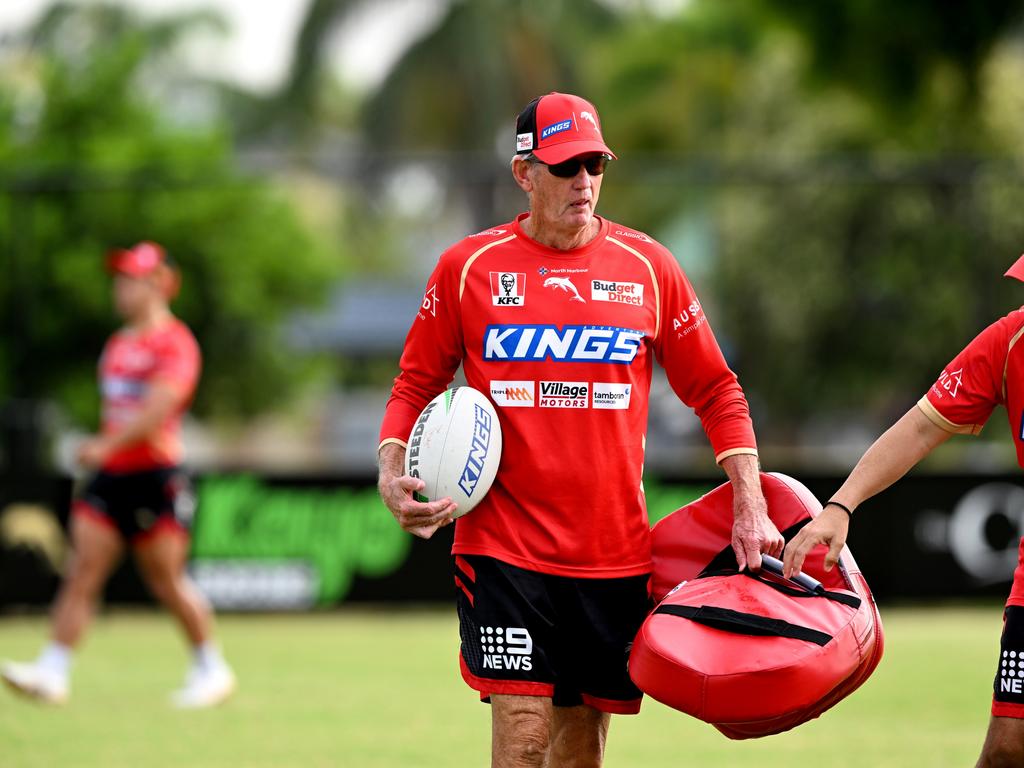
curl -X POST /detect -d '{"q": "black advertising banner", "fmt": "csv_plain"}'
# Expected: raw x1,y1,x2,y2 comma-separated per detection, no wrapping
1,472,1022,609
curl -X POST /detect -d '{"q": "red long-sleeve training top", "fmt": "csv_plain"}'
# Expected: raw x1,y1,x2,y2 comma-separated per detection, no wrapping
380,213,757,578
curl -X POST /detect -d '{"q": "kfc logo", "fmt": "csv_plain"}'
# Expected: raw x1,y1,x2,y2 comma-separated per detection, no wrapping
490,272,526,306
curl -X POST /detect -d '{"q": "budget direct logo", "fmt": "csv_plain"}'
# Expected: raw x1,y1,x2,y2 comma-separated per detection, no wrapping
482,324,643,364
541,119,572,139
592,279,644,306
539,381,589,409
490,380,535,408
490,272,526,306
592,382,632,410
458,404,493,497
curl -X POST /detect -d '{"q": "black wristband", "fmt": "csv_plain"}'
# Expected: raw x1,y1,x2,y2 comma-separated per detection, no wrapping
825,500,853,518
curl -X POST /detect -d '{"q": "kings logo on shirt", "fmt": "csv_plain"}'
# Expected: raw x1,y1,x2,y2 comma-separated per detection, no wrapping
490,272,526,306
483,324,643,364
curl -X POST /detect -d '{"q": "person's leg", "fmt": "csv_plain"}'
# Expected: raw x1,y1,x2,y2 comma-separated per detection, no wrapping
2,511,123,703
976,717,1024,767
50,512,125,648
553,571,647,763
547,704,610,768
491,694,553,768
133,524,234,707
981,598,1024,766
133,526,210,645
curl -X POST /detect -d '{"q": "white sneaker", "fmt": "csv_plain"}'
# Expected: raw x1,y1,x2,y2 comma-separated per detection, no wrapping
1,661,69,705
171,663,236,709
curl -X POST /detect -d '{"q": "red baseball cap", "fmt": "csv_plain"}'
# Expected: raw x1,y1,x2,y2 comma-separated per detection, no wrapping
1007,254,1024,282
107,241,167,277
515,92,616,164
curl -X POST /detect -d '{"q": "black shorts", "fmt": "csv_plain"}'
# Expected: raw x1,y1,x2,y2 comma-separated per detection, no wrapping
993,605,1024,718
73,467,195,543
454,555,651,714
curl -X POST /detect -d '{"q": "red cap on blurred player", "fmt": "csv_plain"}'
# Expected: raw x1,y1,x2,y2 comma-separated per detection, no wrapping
515,92,616,164
107,241,167,277
107,241,180,299
1007,254,1024,283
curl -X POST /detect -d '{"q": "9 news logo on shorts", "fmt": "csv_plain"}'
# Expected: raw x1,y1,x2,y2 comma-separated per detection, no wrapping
480,626,534,672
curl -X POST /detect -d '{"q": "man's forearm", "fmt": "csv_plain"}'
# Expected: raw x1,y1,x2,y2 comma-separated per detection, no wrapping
378,442,406,483
720,453,761,507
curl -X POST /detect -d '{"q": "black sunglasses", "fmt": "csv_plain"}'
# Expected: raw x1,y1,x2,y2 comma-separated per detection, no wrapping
528,153,611,178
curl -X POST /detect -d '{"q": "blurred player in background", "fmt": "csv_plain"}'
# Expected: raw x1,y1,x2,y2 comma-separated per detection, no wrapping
785,255,1024,768
378,92,783,767
1,242,235,709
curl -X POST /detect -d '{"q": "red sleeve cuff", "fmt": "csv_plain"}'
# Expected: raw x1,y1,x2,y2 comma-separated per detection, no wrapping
378,397,423,446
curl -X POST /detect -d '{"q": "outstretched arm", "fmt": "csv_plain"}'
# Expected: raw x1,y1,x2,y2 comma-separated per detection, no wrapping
783,405,952,577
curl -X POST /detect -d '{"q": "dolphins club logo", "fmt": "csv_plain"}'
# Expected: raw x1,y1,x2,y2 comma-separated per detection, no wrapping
543,276,586,303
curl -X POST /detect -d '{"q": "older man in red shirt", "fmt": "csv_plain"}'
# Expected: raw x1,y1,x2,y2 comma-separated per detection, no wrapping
378,92,782,767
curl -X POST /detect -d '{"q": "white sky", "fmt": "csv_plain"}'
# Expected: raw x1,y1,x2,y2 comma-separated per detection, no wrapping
0,0,447,93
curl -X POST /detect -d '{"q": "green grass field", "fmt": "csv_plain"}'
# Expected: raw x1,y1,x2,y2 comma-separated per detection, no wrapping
0,604,1003,767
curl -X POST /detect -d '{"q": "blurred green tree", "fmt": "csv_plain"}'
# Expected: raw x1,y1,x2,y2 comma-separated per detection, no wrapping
757,0,1024,117
588,2,1024,432
277,0,615,143
270,0,617,226
0,3,340,442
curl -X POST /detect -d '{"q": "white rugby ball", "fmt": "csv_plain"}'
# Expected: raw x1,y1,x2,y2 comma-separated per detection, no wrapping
404,386,502,517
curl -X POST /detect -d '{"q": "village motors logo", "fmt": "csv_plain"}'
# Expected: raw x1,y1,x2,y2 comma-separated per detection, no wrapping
490,380,535,407
539,381,589,408
480,626,534,672
490,272,526,306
